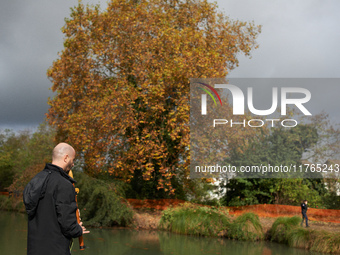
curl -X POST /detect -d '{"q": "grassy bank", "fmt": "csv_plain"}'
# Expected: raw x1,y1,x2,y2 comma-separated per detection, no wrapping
269,216,340,253
159,203,264,241
228,212,263,241
159,205,340,253
159,202,231,237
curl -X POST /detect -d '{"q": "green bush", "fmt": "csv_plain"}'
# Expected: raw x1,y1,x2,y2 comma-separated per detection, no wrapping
74,172,134,227
288,229,340,253
269,216,300,243
0,195,24,212
228,212,264,241
269,216,340,253
323,193,340,209
287,227,311,248
159,203,230,237
0,195,11,210
160,205,264,241
0,164,15,192
310,230,340,253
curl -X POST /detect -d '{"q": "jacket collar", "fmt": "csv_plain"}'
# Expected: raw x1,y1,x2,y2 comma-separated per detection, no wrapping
45,163,76,184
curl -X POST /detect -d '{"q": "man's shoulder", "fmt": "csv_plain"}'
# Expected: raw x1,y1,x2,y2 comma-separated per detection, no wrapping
23,169,53,219
49,171,74,188
44,164,75,186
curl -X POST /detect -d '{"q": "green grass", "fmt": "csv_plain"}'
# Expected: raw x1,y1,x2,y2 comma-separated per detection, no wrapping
269,216,300,243
229,212,264,241
288,229,340,253
269,216,340,253
159,203,230,237
160,204,263,241
310,230,340,253
287,227,311,248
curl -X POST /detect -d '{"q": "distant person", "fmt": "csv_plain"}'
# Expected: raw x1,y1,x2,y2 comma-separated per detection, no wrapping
23,142,89,255
301,200,309,227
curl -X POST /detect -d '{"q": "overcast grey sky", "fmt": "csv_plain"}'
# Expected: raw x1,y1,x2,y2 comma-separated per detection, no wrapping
1,0,339,131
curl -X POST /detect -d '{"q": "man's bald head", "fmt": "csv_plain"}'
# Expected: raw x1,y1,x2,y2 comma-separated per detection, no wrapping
52,143,76,173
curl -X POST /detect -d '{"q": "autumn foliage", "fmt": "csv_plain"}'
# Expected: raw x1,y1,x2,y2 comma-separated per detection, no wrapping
47,0,261,194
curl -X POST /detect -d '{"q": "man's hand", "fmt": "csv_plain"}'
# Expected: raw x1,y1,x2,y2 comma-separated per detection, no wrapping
79,221,90,234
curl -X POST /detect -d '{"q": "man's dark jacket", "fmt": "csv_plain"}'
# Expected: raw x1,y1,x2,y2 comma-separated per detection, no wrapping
301,202,308,214
23,163,82,255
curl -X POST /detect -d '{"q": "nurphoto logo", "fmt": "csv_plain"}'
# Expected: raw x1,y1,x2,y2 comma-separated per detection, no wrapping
198,83,312,128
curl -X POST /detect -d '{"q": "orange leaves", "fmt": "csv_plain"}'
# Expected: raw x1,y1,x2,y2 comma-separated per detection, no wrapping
46,0,260,195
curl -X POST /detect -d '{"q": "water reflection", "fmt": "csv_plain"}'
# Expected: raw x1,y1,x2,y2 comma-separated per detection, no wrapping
78,228,320,255
0,212,322,255
0,212,27,255
75,229,163,255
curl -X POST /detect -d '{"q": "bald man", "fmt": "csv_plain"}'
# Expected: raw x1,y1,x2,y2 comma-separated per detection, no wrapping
24,143,89,255
52,143,76,174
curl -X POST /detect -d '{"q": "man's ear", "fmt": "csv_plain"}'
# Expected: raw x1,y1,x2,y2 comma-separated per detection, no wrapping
64,154,69,163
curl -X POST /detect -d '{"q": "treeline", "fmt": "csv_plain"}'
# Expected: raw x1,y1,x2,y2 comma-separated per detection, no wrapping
218,119,340,209
0,122,214,202
0,118,339,214
0,123,55,193
0,121,212,225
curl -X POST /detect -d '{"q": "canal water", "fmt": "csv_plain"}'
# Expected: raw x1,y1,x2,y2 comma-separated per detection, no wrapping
0,211,321,255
